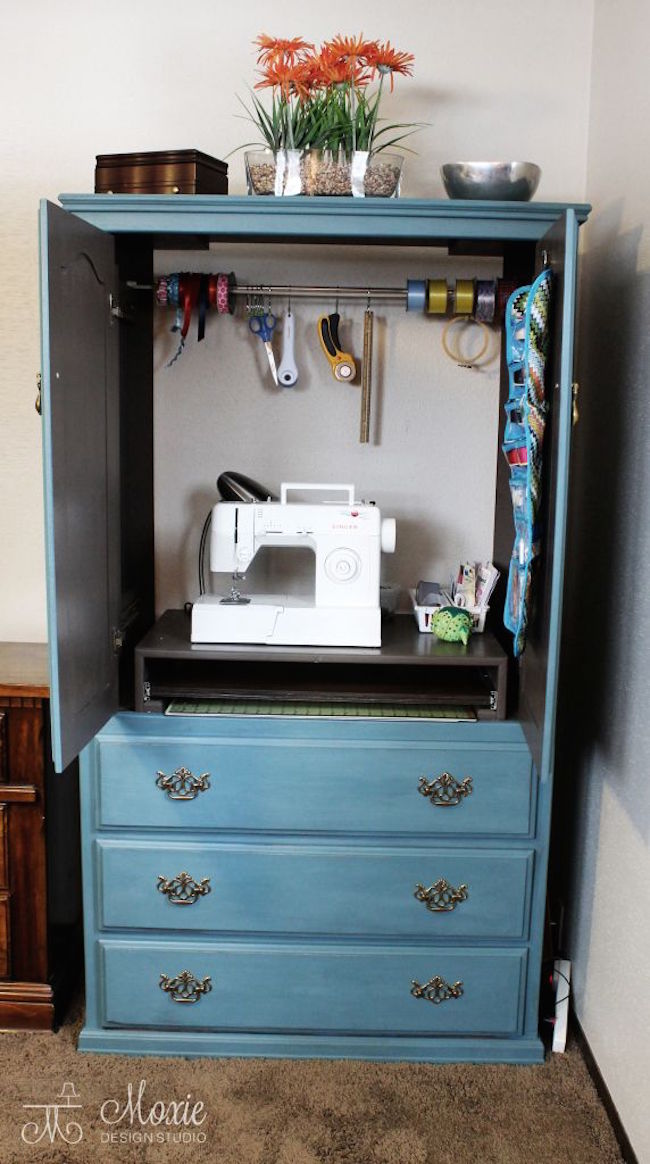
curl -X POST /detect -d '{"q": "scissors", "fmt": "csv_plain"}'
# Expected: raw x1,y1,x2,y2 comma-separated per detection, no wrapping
249,311,278,385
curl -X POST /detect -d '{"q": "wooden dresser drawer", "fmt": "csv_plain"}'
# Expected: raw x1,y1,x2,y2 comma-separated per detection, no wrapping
96,839,534,940
94,736,535,836
99,939,527,1036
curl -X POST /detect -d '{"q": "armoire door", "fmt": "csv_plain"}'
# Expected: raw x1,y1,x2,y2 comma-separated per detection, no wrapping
518,209,580,778
39,201,121,771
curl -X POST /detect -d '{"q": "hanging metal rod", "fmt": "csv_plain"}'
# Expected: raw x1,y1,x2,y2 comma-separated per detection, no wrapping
128,279,408,302
233,283,406,302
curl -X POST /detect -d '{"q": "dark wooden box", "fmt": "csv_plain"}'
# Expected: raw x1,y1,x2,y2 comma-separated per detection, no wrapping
95,149,228,195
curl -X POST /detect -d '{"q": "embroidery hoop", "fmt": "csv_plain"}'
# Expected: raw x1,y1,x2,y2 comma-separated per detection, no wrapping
441,316,491,369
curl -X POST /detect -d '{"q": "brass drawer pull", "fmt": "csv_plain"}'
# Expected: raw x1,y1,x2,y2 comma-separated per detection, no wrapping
411,976,464,1004
157,872,212,905
418,772,473,806
159,970,212,1004
155,767,210,800
414,879,468,912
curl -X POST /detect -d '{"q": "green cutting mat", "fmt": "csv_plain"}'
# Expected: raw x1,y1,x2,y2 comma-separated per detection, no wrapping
165,700,476,721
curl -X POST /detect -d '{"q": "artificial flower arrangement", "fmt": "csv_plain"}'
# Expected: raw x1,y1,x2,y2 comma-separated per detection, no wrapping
239,34,418,197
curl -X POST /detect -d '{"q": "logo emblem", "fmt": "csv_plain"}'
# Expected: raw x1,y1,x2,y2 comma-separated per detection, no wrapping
22,1082,83,1145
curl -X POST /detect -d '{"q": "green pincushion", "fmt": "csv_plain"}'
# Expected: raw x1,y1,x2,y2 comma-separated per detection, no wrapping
431,606,473,646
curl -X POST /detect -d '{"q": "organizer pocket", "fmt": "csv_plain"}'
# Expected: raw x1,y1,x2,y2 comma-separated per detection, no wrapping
502,270,553,655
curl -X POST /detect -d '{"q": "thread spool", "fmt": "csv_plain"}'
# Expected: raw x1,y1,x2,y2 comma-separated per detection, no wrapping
454,279,475,317
406,279,426,312
426,279,448,314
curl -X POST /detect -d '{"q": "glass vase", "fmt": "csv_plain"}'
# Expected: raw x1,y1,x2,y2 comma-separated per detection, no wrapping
245,149,403,198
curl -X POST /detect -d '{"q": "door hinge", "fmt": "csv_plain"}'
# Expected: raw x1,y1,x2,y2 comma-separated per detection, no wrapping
112,627,125,654
143,681,151,704
489,690,498,712
109,293,133,322
35,372,42,415
572,381,580,426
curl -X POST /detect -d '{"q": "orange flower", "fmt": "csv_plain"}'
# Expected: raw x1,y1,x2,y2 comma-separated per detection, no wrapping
364,40,415,89
255,35,314,67
254,59,301,100
324,33,378,63
290,56,327,99
318,41,373,86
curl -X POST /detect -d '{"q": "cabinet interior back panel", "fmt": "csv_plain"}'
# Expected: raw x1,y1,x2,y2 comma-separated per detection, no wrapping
152,244,503,615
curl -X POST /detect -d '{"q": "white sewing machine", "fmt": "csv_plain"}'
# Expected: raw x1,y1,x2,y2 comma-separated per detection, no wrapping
191,483,396,647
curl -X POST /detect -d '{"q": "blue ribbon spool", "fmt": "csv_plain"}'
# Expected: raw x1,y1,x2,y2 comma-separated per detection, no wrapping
406,279,426,312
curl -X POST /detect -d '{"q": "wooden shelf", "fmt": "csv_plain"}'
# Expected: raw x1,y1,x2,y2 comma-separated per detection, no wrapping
135,610,508,720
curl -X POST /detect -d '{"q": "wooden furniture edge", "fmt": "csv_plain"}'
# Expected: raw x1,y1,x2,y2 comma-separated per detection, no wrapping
0,981,55,1030
0,643,49,699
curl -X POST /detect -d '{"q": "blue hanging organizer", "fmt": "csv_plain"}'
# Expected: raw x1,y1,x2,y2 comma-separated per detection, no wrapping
503,268,553,656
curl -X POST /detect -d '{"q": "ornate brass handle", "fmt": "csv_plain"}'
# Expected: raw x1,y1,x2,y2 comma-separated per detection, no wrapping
414,879,468,912
157,872,212,905
159,970,212,1004
155,767,210,800
418,772,473,806
411,976,464,1004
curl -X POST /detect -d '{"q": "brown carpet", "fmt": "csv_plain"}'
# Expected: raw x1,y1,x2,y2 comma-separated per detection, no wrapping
0,994,623,1164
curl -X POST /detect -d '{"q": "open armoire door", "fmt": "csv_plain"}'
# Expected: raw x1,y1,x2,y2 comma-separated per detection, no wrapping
517,209,580,778
39,201,121,771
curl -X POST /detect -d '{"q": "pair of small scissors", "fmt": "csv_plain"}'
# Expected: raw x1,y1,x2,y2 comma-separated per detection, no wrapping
249,312,278,385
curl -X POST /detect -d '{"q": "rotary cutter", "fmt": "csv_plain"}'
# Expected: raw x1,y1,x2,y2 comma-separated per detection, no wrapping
318,313,356,382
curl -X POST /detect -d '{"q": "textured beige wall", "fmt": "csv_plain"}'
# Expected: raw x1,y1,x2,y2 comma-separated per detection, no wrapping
0,0,594,639
559,1,650,1158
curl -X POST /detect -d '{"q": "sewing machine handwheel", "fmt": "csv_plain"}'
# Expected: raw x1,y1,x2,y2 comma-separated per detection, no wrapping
381,518,397,553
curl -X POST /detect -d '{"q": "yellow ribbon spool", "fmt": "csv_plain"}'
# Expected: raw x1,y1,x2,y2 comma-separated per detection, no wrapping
426,279,448,314
454,279,476,317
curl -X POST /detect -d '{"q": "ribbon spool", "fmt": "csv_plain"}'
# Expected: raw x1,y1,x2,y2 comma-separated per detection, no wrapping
204,272,236,314
454,279,475,317
216,273,230,314
406,279,426,312
426,279,448,314
475,279,497,324
178,273,201,340
221,271,236,314
166,274,179,308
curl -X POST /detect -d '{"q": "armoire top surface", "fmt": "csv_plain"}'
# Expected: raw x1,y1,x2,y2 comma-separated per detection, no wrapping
57,194,591,242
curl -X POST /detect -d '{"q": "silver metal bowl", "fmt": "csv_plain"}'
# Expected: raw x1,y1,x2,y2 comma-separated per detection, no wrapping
440,162,541,201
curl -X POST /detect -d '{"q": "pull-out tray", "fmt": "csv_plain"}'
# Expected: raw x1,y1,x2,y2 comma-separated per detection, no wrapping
135,610,508,720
